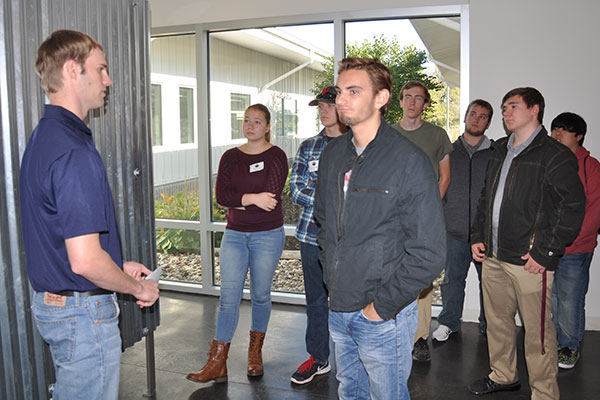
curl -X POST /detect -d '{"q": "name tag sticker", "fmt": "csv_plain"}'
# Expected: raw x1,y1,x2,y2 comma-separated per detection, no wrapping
250,161,264,173
44,292,66,307
308,160,319,173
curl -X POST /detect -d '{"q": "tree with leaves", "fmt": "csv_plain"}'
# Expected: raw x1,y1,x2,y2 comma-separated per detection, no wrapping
313,36,442,125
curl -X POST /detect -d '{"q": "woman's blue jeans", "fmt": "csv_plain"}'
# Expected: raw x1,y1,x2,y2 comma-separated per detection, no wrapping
215,226,285,342
552,252,593,350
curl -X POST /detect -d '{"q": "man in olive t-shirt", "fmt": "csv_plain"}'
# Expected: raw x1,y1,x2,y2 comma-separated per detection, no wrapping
392,80,453,362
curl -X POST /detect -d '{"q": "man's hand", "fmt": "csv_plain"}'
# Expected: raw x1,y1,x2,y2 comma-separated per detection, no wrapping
123,261,152,281
124,261,159,307
134,280,159,308
521,253,546,274
471,242,487,262
362,302,382,321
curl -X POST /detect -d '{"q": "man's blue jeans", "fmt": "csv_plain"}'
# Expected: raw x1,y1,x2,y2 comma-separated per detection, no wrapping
216,226,285,342
31,291,121,400
329,300,418,400
300,241,330,363
552,252,593,350
437,234,486,332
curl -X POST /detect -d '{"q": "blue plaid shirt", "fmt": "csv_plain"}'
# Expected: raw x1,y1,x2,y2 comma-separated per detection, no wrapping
290,129,333,245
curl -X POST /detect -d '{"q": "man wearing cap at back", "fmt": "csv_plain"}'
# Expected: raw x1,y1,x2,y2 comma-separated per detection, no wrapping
289,86,347,384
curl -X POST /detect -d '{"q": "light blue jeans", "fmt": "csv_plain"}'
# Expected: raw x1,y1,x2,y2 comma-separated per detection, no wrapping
31,291,121,400
329,300,418,400
215,226,285,342
552,252,593,350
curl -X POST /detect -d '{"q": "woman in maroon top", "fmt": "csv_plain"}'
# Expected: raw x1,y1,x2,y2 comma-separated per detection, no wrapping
187,104,288,384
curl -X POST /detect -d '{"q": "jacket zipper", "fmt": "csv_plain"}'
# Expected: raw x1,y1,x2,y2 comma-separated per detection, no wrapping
337,153,362,241
353,187,389,194
332,152,362,294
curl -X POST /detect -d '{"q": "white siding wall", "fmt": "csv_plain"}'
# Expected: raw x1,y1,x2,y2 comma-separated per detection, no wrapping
151,35,321,185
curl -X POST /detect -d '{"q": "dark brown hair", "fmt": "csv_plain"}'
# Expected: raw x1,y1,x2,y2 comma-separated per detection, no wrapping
245,103,271,142
502,87,545,124
465,99,494,122
399,80,431,104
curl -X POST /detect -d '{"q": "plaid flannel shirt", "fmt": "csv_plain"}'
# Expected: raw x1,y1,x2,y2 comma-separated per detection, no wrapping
290,129,331,245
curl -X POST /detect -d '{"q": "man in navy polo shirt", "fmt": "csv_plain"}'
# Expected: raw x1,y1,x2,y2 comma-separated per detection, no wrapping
20,30,159,400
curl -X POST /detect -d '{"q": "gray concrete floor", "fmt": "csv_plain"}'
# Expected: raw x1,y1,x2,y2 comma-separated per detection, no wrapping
119,291,600,399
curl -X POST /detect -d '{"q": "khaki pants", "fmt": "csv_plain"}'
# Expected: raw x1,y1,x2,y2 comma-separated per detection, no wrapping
415,284,433,341
483,257,558,400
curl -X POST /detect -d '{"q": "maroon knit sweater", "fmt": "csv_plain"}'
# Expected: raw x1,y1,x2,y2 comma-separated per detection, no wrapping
215,146,288,232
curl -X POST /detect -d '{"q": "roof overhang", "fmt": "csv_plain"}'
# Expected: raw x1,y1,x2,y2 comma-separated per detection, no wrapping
410,16,460,86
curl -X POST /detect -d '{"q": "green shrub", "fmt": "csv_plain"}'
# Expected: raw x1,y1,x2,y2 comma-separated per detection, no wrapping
155,191,200,253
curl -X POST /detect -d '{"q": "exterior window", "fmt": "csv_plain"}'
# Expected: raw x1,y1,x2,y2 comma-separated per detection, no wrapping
282,98,297,136
151,84,163,146
230,93,251,140
179,87,194,144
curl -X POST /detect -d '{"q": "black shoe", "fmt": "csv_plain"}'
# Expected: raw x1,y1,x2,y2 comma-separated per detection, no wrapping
412,338,431,362
290,356,331,385
468,376,520,395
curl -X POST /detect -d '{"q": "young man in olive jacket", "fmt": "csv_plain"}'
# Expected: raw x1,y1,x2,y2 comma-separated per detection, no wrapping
314,57,445,399
469,87,585,399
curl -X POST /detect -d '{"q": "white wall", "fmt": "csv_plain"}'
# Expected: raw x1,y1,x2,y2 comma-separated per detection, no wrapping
467,0,600,329
150,0,600,329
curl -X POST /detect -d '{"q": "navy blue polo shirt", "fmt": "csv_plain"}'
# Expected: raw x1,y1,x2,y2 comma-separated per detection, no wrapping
20,105,123,293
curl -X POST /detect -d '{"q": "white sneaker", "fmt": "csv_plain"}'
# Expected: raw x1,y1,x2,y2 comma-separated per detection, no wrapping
432,324,453,342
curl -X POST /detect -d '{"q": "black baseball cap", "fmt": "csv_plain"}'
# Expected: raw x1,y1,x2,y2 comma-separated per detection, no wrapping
309,86,337,106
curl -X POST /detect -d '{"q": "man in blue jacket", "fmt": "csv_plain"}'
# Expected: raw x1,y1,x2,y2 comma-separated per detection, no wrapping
314,57,445,399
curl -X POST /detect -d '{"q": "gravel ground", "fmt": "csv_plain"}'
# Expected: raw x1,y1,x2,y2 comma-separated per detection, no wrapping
157,251,443,302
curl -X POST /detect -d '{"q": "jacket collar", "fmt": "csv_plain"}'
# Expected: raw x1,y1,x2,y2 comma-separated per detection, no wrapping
344,119,389,151
493,126,548,155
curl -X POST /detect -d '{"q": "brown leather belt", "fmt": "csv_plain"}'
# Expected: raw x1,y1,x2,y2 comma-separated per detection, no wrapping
57,289,113,297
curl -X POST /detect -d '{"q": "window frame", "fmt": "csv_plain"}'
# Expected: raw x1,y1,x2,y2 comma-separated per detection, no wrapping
230,92,252,140
151,83,164,147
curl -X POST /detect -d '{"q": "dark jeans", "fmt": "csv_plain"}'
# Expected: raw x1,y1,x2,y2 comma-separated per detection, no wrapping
552,252,593,350
437,234,486,332
300,241,330,363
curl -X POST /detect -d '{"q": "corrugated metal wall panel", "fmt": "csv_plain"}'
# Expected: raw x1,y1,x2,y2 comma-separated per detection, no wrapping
1,0,158,397
1,1,53,398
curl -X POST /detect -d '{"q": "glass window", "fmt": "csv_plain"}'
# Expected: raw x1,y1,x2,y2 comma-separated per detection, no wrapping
150,34,202,286
345,18,461,305
156,228,201,283
282,98,297,136
149,10,463,303
230,92,251,139
208,24,334,294
179,87,195,144
151,84,163,146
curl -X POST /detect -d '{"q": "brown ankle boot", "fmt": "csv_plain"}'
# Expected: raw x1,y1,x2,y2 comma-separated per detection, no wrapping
247,330,265,377
186,340,230,383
